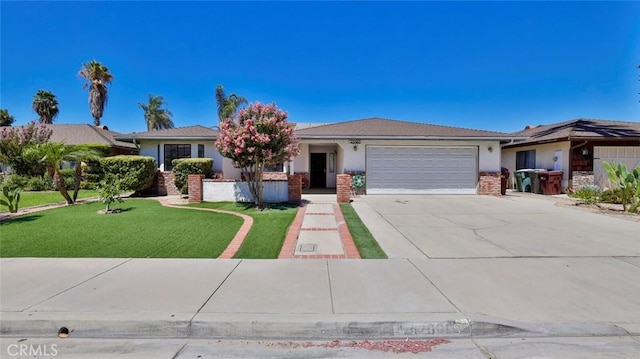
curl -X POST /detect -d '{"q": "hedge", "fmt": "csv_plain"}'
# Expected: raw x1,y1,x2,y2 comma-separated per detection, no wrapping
100,155,157,192
172,158,214,194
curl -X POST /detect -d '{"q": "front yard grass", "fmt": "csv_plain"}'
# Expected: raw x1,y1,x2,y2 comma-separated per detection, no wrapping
1,190,100,212
0,199,242,258
189,202,298,259
340,203,387,259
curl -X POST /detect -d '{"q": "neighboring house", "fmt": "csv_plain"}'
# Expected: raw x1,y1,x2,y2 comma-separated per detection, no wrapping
501,119,640,191
116,118,521,196
0,124,138,173
294,118,518,195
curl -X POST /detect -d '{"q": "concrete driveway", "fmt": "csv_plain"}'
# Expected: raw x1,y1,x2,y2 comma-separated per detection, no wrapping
352,194,640,258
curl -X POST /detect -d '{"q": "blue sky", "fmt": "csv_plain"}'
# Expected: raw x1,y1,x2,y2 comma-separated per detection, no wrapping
1,1,639,134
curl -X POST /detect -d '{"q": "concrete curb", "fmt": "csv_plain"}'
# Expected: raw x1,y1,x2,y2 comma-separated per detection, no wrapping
2,313,634,340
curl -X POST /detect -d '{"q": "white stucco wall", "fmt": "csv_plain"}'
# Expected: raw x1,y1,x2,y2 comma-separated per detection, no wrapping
202,181,288,202
501,141,571,189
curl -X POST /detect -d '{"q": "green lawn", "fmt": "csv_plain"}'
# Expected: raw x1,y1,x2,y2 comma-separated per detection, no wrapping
1,190,100,212
0,199,242,258
340,203,387,259
189,202,298,259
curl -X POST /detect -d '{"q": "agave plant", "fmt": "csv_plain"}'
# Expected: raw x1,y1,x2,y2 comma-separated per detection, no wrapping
0,187,21,213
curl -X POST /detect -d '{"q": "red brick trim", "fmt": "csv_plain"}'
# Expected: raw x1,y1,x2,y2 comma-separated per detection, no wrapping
278,204,306,259
333,203,361,259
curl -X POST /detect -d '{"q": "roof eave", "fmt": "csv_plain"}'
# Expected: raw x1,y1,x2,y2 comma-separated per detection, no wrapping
116,136,218,141
298,135,522,141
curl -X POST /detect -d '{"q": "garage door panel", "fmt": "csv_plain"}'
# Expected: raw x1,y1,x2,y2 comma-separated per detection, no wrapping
366,146,478,194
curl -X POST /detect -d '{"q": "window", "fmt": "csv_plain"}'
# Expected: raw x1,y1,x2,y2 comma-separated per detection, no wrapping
264,162,284,172
164,144,191,171
516,150,536,170
198,144,205,158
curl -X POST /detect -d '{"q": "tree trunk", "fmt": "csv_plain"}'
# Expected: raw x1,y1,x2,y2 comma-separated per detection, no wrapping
73,162,82,202
54,170,73,204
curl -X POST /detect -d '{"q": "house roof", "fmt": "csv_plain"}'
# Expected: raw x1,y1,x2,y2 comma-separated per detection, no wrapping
295,117,516,140
504,118,640,147
115,125,219,141
42,124,137,150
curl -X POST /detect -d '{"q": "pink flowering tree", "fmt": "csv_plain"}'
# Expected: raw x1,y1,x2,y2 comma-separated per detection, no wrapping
215,102,299,207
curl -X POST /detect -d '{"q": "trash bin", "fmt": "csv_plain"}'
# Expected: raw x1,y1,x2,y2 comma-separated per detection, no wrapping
540,171,563,195
515,169,531,192
500,167,509,195
528,169,547,194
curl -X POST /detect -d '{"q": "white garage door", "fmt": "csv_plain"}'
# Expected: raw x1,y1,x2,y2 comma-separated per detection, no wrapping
594,146,640,187
366,146,478,194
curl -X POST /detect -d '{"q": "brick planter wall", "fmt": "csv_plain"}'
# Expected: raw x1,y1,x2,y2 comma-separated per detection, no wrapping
479,172,501,196
571,171,594,191
337,174,352,203
295,172,310,189
287,174,302,203
156,171,180,196
188,174,205,203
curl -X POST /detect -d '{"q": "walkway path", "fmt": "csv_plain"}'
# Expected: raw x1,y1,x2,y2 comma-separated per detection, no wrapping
279,194,360,259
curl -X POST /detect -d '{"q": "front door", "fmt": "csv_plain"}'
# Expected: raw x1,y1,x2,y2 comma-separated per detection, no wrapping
310,153,327,188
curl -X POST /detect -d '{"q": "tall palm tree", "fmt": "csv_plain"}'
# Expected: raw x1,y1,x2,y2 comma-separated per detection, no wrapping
78,60,114,126
0,109,15,126
138,94,175,131
24,142,74,204
215,85,248,123
32,90,59,124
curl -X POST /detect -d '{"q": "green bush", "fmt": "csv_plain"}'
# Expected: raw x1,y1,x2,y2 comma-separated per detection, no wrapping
0,174,28,191
80,181,99,190
100,155,157,192
60,168,76,189
569,184,601,204
600,188,632,204
172,158,214,194
25,175,54,191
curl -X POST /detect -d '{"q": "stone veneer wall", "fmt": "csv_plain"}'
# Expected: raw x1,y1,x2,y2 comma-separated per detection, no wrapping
156,171,180,196
571,171,594,191
287,174,302,203
478,172,501,196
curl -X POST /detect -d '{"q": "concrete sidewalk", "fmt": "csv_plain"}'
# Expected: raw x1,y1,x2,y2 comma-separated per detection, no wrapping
1,257,639,341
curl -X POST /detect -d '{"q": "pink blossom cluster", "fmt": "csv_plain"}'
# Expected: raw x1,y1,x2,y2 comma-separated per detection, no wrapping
215,102,300,169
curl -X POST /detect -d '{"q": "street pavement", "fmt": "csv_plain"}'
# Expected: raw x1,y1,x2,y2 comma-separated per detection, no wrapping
1,193,639,358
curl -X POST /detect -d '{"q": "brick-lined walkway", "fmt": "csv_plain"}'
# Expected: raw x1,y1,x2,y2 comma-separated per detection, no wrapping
278,200,360,259
155,197,253,259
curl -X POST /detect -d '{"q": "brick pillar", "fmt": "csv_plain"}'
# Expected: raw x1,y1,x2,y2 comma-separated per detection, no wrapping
478,172,501,196
336,174,352,203
155,171,167,196
188,174,205,203
287,174,302,203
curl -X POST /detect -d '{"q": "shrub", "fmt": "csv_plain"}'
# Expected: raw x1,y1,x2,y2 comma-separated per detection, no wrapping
100,155,157,192
97,174,124,212
25,175,54,191
60,168,76,190
600,188,632,204
172,158,214,194
80,181,99,190
0,174,28,191
0,187,21,213
569,184,601,204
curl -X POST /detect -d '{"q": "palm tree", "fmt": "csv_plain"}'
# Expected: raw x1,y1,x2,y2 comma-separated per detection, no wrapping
24,142,74,204
138,94,175,131
78,60,114,126
0,109,15,126
215,85,248,123
68,145,102,202
32,90,59,124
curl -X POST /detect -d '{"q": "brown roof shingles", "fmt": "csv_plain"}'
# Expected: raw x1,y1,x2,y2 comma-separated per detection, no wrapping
295,117,514,139
115,125,219,140
43,124,137,150
505,118,640,147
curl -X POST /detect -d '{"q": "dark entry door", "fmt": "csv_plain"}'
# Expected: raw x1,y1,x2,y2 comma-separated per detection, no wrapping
310,153,327,188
